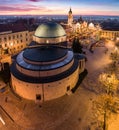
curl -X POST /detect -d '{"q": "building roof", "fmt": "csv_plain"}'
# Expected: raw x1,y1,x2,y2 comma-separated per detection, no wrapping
69,8,72,14
16,50,73,71
102,27,119,31
0,23,28,34
23,46,67,62
11,59,78,83
78,16,84,23
101,21,119,31
34,22,66,38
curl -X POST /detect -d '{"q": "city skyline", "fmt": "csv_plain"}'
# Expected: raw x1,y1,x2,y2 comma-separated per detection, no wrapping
0,0,119,16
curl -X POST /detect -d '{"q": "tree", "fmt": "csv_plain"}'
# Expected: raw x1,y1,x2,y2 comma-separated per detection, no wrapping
72,37,83,53
92,73,119,130
110,52,119,62
93,94,119,130
105,62,117,73
2,63,11,83
98,73,118,96
110,46,119,64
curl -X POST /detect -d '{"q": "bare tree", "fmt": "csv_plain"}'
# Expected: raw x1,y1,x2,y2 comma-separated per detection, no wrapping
110,52,119,62
98,73,118,95
105,62,117,73
93,94,119,130
92,73,119,130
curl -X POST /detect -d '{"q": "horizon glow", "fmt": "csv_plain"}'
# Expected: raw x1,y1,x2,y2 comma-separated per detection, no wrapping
0,0,119,16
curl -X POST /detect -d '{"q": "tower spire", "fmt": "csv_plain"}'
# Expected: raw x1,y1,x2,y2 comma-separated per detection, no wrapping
68,7,73,27
69,7,72,14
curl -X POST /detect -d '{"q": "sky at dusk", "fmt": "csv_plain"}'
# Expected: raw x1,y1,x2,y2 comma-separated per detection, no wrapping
0,0,119,16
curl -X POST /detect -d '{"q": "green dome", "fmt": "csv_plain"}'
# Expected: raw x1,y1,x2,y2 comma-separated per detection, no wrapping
34,22,66,38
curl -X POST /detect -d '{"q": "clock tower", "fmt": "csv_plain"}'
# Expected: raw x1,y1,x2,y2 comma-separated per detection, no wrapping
68,8,73,27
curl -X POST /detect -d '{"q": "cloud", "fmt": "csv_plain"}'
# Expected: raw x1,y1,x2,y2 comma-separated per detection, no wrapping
27,0,43,2
0,4,57,15
0,4,45,12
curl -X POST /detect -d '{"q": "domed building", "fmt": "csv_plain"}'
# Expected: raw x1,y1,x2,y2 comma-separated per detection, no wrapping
10,22,86,102
33,22,67,46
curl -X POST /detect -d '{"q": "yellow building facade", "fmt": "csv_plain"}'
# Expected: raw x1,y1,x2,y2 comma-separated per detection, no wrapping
100,30,119,40
0,24,34,69
0,24,34,55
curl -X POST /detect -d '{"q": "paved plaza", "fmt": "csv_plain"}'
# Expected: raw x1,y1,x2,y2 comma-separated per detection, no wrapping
0,46,119,130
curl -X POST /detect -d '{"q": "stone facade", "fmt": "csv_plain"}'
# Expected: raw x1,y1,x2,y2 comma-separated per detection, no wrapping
0,30,34,55
11,67,79,101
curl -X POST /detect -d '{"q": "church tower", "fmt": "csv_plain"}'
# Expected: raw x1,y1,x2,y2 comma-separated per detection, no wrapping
68,8,73,27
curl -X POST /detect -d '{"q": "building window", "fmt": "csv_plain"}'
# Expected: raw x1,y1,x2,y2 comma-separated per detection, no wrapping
36,94,41,100
5,44,7,47
4,37,7,41
67,86,70,91
9,36,11,40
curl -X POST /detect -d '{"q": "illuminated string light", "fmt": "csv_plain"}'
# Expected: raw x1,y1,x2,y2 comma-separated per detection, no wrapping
0,116,5,125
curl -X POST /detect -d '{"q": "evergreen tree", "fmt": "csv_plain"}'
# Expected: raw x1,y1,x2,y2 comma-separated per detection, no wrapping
72,37,83,53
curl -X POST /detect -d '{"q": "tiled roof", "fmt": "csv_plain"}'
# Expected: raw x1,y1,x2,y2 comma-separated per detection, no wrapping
0,23,28,33
101,21,119,31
